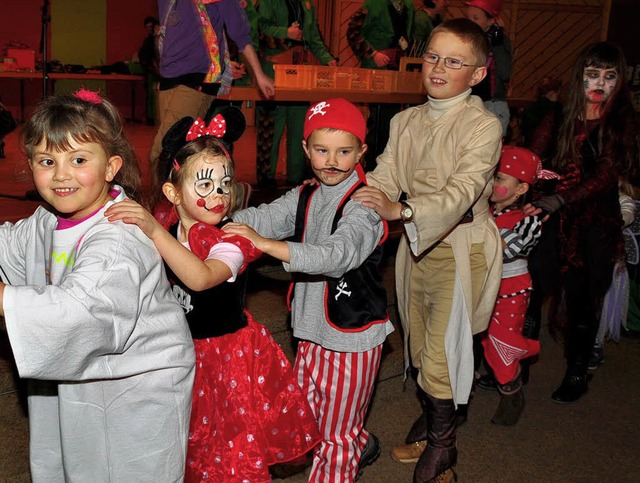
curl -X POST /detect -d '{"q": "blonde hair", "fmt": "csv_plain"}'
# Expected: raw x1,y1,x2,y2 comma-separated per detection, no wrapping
430,18,490,66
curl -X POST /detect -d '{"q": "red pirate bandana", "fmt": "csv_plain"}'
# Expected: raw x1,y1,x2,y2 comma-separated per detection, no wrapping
498,146,559,184
465,0,503,17
186,114,227,141
303,98,366,143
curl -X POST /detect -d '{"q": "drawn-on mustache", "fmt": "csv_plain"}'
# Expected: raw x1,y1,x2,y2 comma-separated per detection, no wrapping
321,167,350,173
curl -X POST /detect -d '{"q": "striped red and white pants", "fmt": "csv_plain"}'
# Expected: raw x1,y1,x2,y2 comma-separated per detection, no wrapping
295,341,382,482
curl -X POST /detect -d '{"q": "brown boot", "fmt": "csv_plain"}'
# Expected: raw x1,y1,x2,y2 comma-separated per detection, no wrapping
390,440,427,464
429,468,457,482
413,395,457,483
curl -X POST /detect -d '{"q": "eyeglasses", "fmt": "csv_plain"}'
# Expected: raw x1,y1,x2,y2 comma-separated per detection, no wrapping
423,53,482,70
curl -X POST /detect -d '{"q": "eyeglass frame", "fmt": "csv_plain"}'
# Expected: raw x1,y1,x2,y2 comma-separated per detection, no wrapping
422,52,484,70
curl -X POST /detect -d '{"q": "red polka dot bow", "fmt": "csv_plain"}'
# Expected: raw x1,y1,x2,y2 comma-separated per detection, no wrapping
186,114,227,141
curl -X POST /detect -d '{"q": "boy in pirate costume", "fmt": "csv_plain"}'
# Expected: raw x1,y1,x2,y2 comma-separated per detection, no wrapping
225,98,394,481
255,0,336,188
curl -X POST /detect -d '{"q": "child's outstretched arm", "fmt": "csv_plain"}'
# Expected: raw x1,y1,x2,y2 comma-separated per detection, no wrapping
105,200,232,291
223,222,290,263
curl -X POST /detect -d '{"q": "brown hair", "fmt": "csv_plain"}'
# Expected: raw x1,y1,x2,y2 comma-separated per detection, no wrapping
430,18,490,66
21,93,142,202
163,136,243,212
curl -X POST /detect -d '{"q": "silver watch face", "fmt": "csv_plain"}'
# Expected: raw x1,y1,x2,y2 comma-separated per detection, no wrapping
402,206,413,220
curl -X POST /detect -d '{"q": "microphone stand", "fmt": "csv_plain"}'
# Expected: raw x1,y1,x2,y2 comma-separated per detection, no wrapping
39,0,50,99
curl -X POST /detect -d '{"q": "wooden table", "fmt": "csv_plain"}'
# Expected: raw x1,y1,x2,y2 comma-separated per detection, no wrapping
218,86,427,151
0,73,427,124
0,71,145,121
218,85,427,105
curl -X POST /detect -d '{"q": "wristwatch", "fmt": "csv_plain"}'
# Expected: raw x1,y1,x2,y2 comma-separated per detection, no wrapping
400,202,414,222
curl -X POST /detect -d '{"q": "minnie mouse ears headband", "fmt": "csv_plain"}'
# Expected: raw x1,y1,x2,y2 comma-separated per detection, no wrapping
160,105,247,160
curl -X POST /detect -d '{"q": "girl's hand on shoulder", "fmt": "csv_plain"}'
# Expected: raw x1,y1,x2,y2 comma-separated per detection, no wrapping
223,222,267,251
351,186,399,220
104,199,163,240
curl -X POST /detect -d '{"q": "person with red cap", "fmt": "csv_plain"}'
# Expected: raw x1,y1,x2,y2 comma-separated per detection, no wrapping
479,146,555,425
224,97,394,481
465,0,513,137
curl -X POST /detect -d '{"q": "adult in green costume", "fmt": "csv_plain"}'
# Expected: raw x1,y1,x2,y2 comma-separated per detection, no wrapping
410,0,448,58
346,0,415,169
256,0,336,187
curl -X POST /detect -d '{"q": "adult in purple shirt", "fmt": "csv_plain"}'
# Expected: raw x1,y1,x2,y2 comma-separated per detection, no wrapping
150,0,274,183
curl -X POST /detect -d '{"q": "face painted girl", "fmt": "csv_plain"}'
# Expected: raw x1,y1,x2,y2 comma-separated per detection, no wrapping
583,66,618,105
169,153,234,229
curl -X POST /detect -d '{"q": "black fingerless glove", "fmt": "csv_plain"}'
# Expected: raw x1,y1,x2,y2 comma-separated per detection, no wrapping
532,194,564,216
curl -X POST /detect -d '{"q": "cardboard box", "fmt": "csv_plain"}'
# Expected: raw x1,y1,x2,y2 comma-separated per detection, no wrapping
7,49,35,71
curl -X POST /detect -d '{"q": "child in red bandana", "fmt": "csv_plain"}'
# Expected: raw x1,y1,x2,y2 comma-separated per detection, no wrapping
481,146,553,425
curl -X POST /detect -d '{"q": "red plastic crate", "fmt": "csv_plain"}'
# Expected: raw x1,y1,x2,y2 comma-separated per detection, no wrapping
394,71,425,94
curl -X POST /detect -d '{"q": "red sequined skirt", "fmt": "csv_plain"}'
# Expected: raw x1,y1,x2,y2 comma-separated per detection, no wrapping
185,311,321,483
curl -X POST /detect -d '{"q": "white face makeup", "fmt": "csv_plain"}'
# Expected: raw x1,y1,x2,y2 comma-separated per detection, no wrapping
583,66,618,105
193,162,232,199
176,155,233,228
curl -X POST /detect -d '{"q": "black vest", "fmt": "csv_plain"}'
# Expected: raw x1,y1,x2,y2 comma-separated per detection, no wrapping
289,183,389,332
166,220,248,339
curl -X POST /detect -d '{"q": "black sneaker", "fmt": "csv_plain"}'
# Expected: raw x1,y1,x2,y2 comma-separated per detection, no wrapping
551,375,589,403
356,433,381,481
588,345,604,371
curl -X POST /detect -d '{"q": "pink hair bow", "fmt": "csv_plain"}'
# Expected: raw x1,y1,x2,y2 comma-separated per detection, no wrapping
186,114,227,141
74,87,102,104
